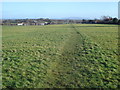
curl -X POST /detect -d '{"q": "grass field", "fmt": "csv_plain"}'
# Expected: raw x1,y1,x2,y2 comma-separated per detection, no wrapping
2,24,119,88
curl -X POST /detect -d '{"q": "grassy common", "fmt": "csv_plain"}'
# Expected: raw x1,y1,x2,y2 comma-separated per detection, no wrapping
2,24,119,88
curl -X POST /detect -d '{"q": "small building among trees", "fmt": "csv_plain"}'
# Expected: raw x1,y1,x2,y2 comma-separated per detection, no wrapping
17,23,24,26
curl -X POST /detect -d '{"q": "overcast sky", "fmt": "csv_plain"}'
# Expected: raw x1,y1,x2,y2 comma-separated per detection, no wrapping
2,2,118,19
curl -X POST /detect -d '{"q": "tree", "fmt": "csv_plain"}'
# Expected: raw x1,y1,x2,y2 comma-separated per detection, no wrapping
82,19,86,23
88,20,94,24
101,16,112,21
112,18,118,24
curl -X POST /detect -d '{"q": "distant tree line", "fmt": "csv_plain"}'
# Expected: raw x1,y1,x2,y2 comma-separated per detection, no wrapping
97,16,119,24
1,16,120,26
2,18,52,25
81,16,119,25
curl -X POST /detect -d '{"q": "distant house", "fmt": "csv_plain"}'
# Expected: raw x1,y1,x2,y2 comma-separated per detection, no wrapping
44,22,49,25
40,23,45,25
17,23,24,26
16,21,48,26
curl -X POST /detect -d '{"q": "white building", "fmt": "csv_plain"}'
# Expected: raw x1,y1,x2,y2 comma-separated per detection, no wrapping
17,23,24,26
40,23,45,25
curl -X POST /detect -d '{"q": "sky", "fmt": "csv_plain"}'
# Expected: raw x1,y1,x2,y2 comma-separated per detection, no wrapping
1,0,119,2
2,2,118,19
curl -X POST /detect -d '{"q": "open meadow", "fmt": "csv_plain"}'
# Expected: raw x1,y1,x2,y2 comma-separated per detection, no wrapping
2,24,119,88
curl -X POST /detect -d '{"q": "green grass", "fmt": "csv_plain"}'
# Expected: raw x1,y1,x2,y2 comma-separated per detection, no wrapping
2,24,119,88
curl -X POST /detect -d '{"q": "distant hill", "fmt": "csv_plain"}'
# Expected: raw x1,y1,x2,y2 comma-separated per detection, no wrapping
61,17,88,20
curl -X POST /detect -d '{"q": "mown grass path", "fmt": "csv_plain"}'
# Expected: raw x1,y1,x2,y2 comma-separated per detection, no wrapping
42,24,84,87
